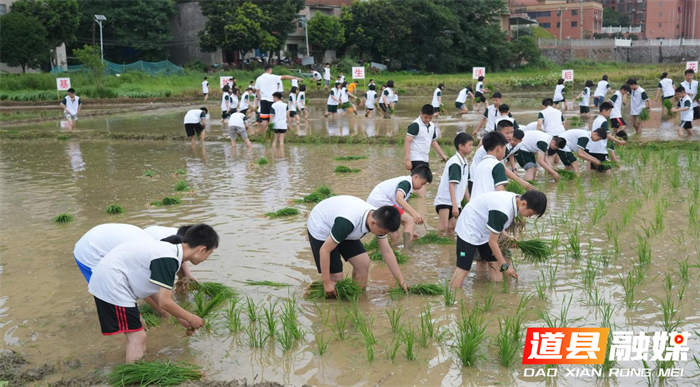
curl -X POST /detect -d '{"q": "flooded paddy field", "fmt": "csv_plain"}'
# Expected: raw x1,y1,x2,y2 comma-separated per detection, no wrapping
1,96,699,386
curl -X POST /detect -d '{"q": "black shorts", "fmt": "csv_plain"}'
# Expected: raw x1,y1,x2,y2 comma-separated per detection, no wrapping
240,108,248,115
557,150,577,166
222,111,230,119
433,106,441,112
474,92,484,102
455,102,466,109
260,100,273,119
184,123,204,137
308,230,367,274
435,205,462,219
515,151,537,169
316,80,322,86
379,103,387,112
580,106,590,114
610,117,626,128
589,153,609,171
693,106,700,120
554,99,565,104
547,148,558,156
681,121,693,130
456,237,496,271
662,96,674,100
273,129,288,134
289,111,297,117
468,180,473,196
327,105,338,113
256,112,262,123
94,297,143,336
411,161,429,171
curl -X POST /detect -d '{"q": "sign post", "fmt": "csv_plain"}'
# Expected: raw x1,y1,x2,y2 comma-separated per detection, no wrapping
562,69,574,109
352,66,366,93
472,67,485,101
56,77,71,100
219,76,232,89
686,61,698,72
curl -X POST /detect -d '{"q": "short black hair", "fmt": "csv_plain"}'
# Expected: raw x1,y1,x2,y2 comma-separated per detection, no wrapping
542,98,554,107
264,64,273,71
177,225,193,236
387,80,395,88
204,77,208,80
454,132,473,149
325,62,329,66
661,72,669,79
557,78,564,85
290,86,298,93
676,85,686,93
200,107,208,114
599,102,613,112
481,131,508,152
616,130,628,141
161,235,184,245
521,190,547,218
183,224,219,250
223,85,230,92
341,81,348,87
626,78,637,85
552,136,567,148
272,91,283,100
498,104,510,113
492,92,502,99
686,69,695,75
585,80,594,87
602,75,608,81
478,76,484,81
421,104,435,115
593,127,608,139
411,165,433,184
67,88,75,93
620,84,631,93
369,84,376,91
497,120,514,131
513,128,525,140
372,206,401,232
438,83,445,89
299,84,306,91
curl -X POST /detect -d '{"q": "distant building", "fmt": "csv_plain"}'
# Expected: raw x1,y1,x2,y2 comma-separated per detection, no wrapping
510,0,604,39
602,0,700,39
287,0,352,64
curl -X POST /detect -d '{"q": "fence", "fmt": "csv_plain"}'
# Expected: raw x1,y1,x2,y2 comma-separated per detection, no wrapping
601,26,642,34
51,60,184,76
538,38,700,48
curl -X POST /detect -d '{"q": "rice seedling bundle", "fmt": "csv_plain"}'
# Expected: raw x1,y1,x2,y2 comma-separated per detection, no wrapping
514,239,553,262
389,283,444,297
53,213,74,223
363,237,379,251
139,303,161,328
638,107,650,121
193,291,227,319
174,180,191,192
334,165,360,173
556,169,578,180
334,155,367,161
256,157,269,165
662,99,675,116
106,204,124,215
297,185,334,203
156,197,181,206
143,170,156,177
244,280,291,288
108,360,203,386
195,281,237,299
368,249,409,264
415,231,455,245
600,160,619,169
307,278,363,301
264,207,299,218
504,180,526,195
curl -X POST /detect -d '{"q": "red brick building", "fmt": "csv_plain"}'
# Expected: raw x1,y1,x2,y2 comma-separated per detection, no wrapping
602,0,700,39
510,0,604,39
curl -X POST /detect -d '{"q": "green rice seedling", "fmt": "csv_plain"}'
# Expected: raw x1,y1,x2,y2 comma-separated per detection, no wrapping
536,295,580,328
357,314,377,346
582,257,597,288
389,283,443,298
598,302,615,328
421,306,435,339
454,304,487,367
387,334,402,363
313,305,331,355
604,220,618,241
244,280,291,287
659,294,681,333
591,197,608,225
651,201,666,234
535,277,546,300
174,180,192,192
108,360,203,386
264,207,299,218
600,160,619,170
585,287,604,307
634,235,652,268
514,239,553,262
143,169,156,177
640,222,653,239
256,157,269,165
244,296,258,322
262,301,278,337
106,204,124,215
363,237,379,251
546,261,559,288
53,213,74,223
196,281,237,299
638,107,650,121
662,273,673,294
670,169,681,190
662,98,675,116
193,291,227,322
619,272,641,310
557,169,578,181
418,318,430,348
160,196,181,206
275,320,295,351
247,323,269,348
334,155,367,161
386,305,403,334
504,180,526,194
415,231,455,245
174,168,186,175
139,303,161,328
443,280,456,306
566,225,581,260
480,285,495,312
225,299,243,333
280,295,302,340
297,185,334,203
402,323,417,361
495,317,520,367
307,278,363,301
331,309,349,340
677,258,690,284
334,165,360,173
677,282,687,301
690,202,700,233
344,301,364,329
369,249,409,264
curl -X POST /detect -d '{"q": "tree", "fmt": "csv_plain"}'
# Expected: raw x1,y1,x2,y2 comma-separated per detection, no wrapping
71,0,176,62
0,12,50,72
603,8,630,27
308,12,345,61
509,36,542,67
74,44,104,85
11,0,80,51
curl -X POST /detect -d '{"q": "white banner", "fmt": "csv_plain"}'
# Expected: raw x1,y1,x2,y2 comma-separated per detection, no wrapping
686,61,699,71
56,77,71,91
562,69,574,82
472,67,485,80
351,66,365,79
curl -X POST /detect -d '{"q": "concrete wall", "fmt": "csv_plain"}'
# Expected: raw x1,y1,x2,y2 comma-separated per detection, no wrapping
541,44,700,64
168,1,221,66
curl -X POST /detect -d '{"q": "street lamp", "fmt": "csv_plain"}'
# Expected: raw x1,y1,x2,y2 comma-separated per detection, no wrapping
95,15,107,63
298,14,309,59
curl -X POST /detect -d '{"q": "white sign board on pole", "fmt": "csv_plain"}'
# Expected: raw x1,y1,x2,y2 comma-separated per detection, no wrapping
56,77,71,91
301,57,314,66
351,66,365,80
686,61,699,72
219,76,232,89
562,69,574,82
472,67,486,80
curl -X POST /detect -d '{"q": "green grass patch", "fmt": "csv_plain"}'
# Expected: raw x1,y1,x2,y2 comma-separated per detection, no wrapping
143,170,156,177
307,278,363,301
244,280,291,288
105,204,124,215
505,180,526,194
256,157,269,165
557,169,578,180
415,231,455,245
151,196,181,206
334,165,361,173
334,155,367,161
514,239,553,262
174,180,192,192
369,249,409,264
174,168,186,175
295,185,334,203
108,360,203,386
53,213,74,223
264,207,299,218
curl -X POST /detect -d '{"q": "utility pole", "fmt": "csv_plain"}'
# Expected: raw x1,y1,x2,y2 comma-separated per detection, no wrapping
559,7,563,40
580,0,584,38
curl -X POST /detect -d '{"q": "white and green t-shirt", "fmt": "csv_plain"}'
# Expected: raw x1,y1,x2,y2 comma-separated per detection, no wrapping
538,106,565,136
553,84,566,102
228,112,247,128
62,95,82,115
456,191,518,245
432,88,442,108
202,80,209,94
297,91,306,109
608,91,624,119
406,117,437,162
365,90,377,108
307,196,386,243
367,176,413,208
271,100,288,129
221,93,231,112
255,73,283,102
518,130,552,155
88,240,183,307
587,115,611,155
240,91,251,110
559,129,592,153
658,78,675,98
680,80,699,108
327,88,340,106
323,67,331,81
494,115,518,132
74,224,154,270
475,81,485,94
288,93,298,112
594,80,610,97
482,105,500,133
630,87,649,115
470,155,508,199
382,88,394,105
143,226,178,241
434,153,469,207
456,88,470,104
341,87,349,103
184,109,206,124
469,145,487,182
679,95,694,122
580,87,591,107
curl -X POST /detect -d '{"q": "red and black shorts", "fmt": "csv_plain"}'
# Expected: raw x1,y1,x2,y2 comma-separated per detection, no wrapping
610,117,626,129
94,297,143,336
392,204,405,215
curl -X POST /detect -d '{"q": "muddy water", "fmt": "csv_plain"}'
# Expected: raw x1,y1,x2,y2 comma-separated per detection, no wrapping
1,100,700,386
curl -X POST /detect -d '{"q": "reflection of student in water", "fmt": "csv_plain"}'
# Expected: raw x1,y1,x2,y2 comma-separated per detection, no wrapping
66,141,86,173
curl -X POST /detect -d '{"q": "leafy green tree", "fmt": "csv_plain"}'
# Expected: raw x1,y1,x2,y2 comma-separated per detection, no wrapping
308,12,345,61
603,8,630,27
74,44,104,85
341,0,410,65
0,12,50,72
11,0,80,50
509,36,542,67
